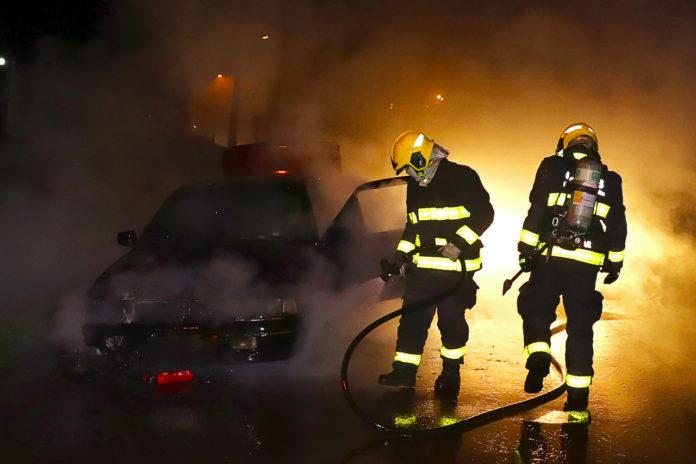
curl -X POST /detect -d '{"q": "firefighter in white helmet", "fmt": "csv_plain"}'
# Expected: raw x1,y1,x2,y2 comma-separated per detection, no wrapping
378,131,494,398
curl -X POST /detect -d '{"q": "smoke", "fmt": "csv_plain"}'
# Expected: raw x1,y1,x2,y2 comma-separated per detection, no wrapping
52,250,314,343
128,0,696,404
2,1,696,414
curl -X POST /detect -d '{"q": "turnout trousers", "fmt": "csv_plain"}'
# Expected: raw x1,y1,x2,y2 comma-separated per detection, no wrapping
517,257,603,377
395,269,478,361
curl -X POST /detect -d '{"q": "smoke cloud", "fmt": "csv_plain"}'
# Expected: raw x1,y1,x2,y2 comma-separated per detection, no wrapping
1,1,696,410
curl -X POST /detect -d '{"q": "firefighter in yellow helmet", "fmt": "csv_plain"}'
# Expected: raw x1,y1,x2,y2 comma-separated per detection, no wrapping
378,131,494,398
516,122,627,423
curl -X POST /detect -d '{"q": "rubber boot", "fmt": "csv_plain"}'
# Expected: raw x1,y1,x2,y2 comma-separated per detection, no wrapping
524,351,551,393
563,387,591,424
434,358,461,399
378,361,417,388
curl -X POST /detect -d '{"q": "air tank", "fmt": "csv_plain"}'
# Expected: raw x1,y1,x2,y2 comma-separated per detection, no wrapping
564,156,603,235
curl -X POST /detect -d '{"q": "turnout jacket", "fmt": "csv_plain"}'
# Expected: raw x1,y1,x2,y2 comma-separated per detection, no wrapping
519,152,627,268
396,159,495,273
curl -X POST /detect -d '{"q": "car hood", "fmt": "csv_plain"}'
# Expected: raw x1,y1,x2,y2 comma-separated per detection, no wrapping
89,241,315,303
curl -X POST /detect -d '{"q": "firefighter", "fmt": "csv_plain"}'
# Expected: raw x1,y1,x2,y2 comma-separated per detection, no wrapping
516,122,626,422
378,131,494,398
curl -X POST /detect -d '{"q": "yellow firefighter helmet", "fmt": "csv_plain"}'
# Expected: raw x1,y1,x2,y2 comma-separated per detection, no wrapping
390,131,435,174
557,122,598,152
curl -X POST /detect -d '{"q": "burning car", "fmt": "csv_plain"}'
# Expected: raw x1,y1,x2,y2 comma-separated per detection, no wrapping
58,174,406,385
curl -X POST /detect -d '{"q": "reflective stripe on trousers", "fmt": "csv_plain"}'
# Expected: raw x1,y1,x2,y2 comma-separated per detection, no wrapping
440,345,466,360
565,373,592,388
523,341,551,362
394,352,421,366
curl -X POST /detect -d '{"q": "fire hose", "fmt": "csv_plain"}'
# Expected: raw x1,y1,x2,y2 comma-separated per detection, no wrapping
340,246,567,439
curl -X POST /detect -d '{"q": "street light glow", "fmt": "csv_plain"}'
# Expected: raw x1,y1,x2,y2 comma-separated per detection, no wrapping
0,57,6,66
217,74,223,78
262,35,270,40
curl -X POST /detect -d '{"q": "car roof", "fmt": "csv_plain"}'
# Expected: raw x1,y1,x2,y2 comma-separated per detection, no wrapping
171,176,308,194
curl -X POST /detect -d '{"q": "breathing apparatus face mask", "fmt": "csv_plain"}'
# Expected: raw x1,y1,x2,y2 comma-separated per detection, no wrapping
567,135,598,152
563,143,600,161
407,144,450,186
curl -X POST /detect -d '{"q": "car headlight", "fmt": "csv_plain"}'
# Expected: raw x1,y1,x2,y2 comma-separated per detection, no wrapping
281,298,298,315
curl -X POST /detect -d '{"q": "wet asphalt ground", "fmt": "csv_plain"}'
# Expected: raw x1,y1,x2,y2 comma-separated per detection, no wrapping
1,281,695,463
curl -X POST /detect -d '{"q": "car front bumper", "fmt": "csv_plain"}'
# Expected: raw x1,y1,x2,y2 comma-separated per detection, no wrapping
82,314,301,364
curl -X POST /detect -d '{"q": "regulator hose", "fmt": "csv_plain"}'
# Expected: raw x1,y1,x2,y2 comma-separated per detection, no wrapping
340,247,567,439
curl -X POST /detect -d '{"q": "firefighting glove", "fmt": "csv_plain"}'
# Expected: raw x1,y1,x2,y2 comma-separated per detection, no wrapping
602,260,622,285
395,251,409,276
439,243,461,261
381,256,405,281
395,251,408,267
459,242,482,260
518,242,537,273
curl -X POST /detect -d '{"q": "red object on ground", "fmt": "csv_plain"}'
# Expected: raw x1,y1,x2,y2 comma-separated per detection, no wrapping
155,370,195,385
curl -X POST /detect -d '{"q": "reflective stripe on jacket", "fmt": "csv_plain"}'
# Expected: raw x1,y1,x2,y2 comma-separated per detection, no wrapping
518,154,627,266
397,159,494,272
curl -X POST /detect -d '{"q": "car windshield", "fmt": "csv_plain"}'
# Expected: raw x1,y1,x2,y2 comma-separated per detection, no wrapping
139,179,318,247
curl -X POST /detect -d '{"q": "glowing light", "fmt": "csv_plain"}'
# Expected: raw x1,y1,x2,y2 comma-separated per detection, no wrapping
273,170,290,175
262,35,270,40
435,94,444,101
479,205,524,274
217,74,223,78
155,370,195,385
0,57,6,66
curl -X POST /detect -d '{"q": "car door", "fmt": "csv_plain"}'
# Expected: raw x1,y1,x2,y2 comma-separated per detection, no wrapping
321,176,408,296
